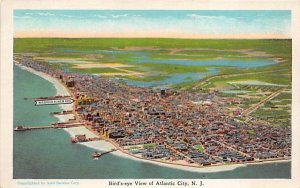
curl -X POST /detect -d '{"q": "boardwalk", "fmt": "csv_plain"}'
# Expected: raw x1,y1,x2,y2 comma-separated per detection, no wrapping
14,122,84,131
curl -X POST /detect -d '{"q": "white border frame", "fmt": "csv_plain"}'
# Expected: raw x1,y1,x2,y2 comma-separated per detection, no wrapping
1,0,300,188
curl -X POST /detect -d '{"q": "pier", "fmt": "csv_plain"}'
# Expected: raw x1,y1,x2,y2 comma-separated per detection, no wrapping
50,110,73,115
92,149,117,158
14,122,84,131
24,95,72,101
71,134,102,143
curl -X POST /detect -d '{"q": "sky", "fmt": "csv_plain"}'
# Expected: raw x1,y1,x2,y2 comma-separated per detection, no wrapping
14,10,291,38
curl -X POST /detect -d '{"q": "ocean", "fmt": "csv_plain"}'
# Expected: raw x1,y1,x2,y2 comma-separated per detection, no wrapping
13,65,291,179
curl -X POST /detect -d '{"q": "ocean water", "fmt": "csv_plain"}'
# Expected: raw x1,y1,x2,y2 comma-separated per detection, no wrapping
13,65,291,179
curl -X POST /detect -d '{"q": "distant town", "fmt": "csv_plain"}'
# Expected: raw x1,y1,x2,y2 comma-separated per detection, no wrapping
15,54,291,168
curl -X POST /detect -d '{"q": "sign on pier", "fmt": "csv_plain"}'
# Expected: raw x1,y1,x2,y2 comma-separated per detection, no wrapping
35,98,74,106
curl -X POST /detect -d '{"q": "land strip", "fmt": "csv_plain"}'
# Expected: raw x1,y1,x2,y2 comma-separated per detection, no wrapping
14,54,291,169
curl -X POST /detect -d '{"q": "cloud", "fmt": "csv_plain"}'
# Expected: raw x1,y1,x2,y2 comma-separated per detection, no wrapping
111,14,141,19
186,14,228,20
59,14,85,19
25,12,55,16
14,15,32,19
14,11,290,38
60,14,75,18
111,14,129,18
93,15,107,19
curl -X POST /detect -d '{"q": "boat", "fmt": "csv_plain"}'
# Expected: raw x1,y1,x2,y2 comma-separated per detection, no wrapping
92,151,101,158
14,126,28,131
70,138,77,143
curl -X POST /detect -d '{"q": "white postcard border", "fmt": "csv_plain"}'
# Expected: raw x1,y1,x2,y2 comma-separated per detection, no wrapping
1,0,300,188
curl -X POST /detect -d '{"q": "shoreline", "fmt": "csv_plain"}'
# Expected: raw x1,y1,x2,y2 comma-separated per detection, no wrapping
14,63,291,174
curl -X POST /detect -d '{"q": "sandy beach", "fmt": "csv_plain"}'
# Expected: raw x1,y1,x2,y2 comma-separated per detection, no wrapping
15,63,74,121
15,63,291,174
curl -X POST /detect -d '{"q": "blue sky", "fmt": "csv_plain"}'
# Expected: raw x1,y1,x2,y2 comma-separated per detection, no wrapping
14,10,291,38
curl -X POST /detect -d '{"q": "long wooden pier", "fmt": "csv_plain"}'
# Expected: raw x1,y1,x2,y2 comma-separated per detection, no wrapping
101,149,117,156
50,110,73,115
14,122,84,131
24,95,72,101
92,149,117,159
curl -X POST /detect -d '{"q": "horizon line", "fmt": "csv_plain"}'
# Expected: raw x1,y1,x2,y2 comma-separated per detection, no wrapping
14,31,291,40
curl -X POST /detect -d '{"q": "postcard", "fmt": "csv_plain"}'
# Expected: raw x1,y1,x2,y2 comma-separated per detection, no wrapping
1,0,300,188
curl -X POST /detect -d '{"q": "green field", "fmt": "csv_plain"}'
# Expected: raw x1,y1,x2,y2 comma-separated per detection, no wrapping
194,145,205,152
14,39,291,86
14,38,291,89
251,91,291,127
14,38,291,55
